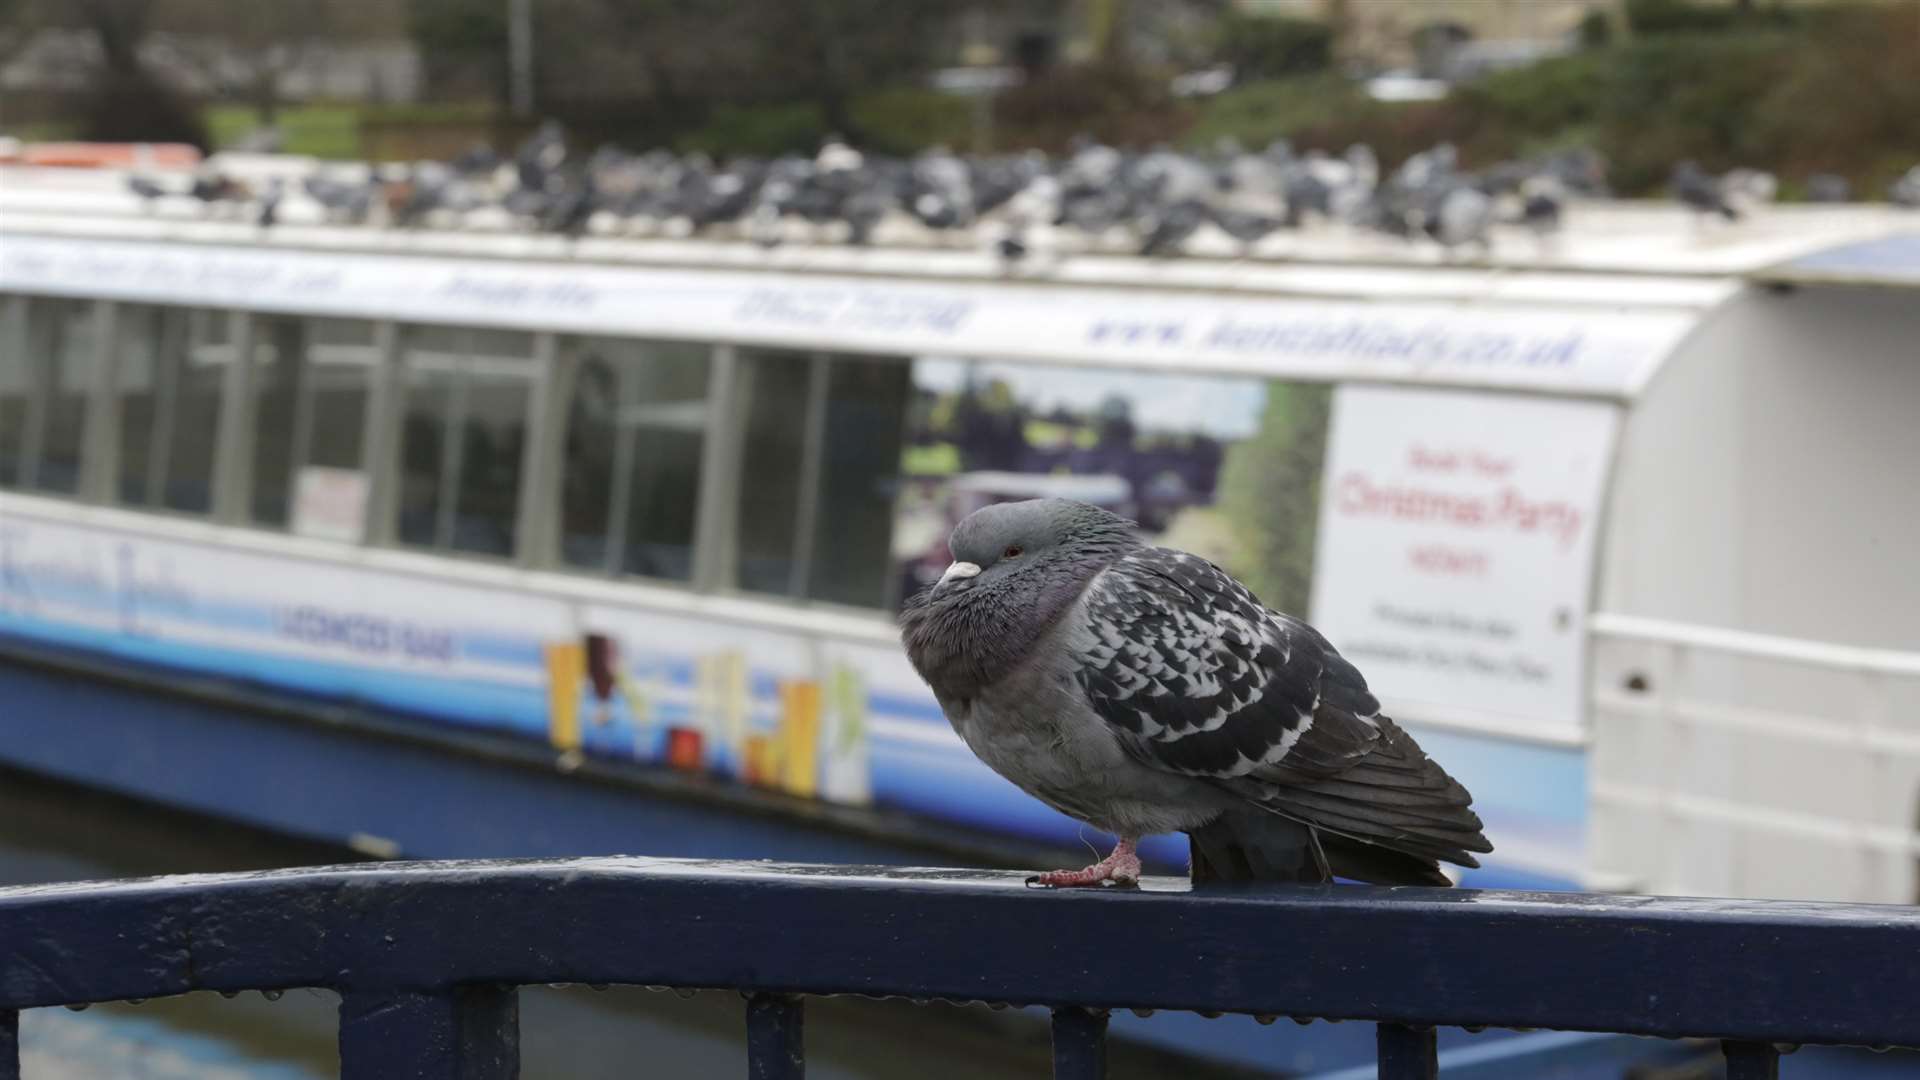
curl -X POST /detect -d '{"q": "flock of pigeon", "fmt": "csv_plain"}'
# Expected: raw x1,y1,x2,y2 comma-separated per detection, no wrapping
128,121,1920,260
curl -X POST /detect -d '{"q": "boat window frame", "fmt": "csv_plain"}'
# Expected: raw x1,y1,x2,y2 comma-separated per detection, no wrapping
6,297,1014,617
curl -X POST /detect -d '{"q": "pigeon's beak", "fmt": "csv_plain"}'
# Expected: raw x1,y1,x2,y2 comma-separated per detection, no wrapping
937,561,982,587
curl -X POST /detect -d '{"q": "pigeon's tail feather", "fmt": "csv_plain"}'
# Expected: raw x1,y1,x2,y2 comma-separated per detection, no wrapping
1321,833,1454,887
1187,807,1454,887
1250,717,1493,871
1188,808,1326,885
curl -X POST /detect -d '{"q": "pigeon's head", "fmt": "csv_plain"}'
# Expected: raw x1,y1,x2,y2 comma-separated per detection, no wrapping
900,499,1138,698
935,498,1135,596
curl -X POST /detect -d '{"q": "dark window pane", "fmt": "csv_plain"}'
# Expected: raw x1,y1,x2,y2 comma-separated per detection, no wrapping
0,298,25,488
735,351,811,595
306,319,373,470
807,357,909,608
251,317,375,529
620,424,703,581
451,374,527,556
162,309,227,514
114,307,226,515
31,299,93,496
396,358,454,550
395,326,532,559
559,351,617,569
559,338,709,582
114,306,164,505
249,316,308,526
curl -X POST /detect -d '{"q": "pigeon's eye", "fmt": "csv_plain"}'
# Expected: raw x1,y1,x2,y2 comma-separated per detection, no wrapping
1003,545,1024,559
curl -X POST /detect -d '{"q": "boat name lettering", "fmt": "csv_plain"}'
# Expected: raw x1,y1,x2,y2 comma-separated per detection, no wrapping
276,606,456,662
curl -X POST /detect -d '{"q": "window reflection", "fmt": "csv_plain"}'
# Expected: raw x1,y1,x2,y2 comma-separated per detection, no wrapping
250,317,376,531
0,298,28,488
733,349,907,608
396,326,533,558
558,337,707,583
27,299,93,496
734,350,811,596
808,357,908,608
114,306,226,515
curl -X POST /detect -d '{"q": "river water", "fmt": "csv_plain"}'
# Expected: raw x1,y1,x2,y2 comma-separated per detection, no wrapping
0,767,1255,1079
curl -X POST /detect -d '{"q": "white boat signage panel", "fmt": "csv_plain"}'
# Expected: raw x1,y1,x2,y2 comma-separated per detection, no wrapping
0,232,1690,396
1309,385,1619,740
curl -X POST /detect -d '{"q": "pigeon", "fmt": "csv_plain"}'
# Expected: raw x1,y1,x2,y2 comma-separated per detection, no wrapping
256,177,284,228
1425,184,1494,252
1138,198,1210,257
126,174,166,205
1516,176,1565,237
1805,173,1851,204
1671,161,1738,221
899,499,1492,888
1888,165,1920,209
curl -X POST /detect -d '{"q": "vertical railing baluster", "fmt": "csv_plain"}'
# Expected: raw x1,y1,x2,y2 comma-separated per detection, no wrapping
1376,1023,1438,1080
339,986,519,1079
745,992,805,1079
1722,1041,1780,1080
2,1009,18,1080
1050,1007,1109,1080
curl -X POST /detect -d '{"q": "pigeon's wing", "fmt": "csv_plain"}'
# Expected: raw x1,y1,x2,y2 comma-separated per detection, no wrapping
1073,547,1490,868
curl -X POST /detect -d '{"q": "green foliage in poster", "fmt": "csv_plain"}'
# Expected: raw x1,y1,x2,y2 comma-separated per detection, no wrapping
1217,381,1332,616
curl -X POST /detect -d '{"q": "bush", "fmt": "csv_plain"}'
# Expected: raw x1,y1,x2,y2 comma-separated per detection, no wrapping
993,62,1192,152
1626,0,1750,35
1187,74,1491,166
1186,73,1368,149
848,88,976,156
1215,14,1333,82
1741,3,1920,191
674,102,830,159
1190,5,1917,199
1453,51,1611,137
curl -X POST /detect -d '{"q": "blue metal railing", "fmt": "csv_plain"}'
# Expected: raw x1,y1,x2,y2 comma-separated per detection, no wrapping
3,857,1918,1079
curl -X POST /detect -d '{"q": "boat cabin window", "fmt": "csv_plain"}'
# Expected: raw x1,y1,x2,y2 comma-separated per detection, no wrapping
558,337,709,583
1,296,95,497
810,356,913,607
0,296,28,489
732,349,910,609
250,316,380,531
396,326,537,559
112,305,230,516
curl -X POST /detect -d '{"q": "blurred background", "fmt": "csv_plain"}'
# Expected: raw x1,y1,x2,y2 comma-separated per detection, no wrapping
0,0,1915,196
2,0,1918,1077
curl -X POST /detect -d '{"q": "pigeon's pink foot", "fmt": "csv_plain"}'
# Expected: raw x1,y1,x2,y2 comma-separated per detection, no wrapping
1029,837,1141,888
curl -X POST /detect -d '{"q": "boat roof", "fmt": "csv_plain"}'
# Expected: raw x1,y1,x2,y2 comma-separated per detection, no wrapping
3,163,1910,288
1751,231,1920,291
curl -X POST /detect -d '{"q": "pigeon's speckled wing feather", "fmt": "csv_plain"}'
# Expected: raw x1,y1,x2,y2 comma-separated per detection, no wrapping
1072,546,1490,869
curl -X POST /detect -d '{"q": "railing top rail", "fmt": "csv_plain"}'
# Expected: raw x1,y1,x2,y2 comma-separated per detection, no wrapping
1590,611,1920,677
4,857,1918,1051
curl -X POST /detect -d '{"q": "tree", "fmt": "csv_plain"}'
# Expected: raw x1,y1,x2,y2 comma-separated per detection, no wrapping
161,3,338,125
741,0,949,139
62,0,208,146
408,0,512,109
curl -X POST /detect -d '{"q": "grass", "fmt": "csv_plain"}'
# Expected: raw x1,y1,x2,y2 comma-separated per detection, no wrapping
204,104,362,160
